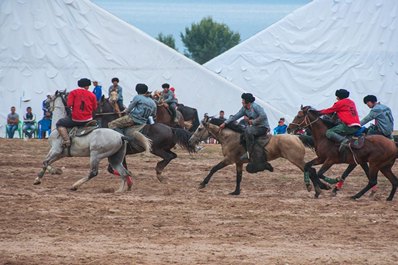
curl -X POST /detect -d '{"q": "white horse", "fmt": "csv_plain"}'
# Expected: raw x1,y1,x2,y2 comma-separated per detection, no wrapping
34,91,151,192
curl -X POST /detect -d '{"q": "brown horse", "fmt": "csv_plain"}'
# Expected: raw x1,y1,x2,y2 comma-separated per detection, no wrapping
288,106,398,201
156,104,186,129
188,117,321,195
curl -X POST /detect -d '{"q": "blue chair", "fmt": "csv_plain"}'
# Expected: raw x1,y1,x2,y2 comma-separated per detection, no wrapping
38,119,52,139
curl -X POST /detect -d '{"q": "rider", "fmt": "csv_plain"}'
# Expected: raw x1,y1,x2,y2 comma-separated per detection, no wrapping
219,93,273,173
319,89,361,151
361,95,394,139
160,83,178,123
108,83,157,130
56,78,97,147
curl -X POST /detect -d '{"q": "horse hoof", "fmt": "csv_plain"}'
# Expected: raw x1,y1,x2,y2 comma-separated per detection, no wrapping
314,192,320,199
350,196,359,200
198,182,207,189
70,186,78,191
127,185,132,191
305,184,312,192
331,188,338,197
33,179,41,185
229,190,240,196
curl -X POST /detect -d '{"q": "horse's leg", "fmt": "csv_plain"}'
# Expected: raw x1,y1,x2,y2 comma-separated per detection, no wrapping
304,157,325,198
152,148,177,183
332,164,357,196
359,163,378,196
351,165,379,200
34,147,63,185
379,162,398,201
108,146,132,193
230,163,243,196
71,154,100,191
199,160,230,189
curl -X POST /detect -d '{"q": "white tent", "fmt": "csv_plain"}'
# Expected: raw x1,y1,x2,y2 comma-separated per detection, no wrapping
205,0,398,129
0,0,287,137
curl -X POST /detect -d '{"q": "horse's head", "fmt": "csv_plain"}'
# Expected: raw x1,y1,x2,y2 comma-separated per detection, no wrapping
287,105,320,133
189,115,211,145
109,90,118,102
48,90,68,112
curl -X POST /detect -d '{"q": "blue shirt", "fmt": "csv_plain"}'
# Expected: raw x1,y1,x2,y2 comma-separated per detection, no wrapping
225,102,270,129
126,94,157,125
93,85,102,101
273,124,287,134
360,102,394,136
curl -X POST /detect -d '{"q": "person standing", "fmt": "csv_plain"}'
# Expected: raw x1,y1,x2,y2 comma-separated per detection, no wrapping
92,80,102,102
319,89,361,151
218,110,226,121
108,77,123,110
219,93,273,173
6,106,19,138
56,78,97,147
360,95,394,138
22,107,36,138
273,118,288,134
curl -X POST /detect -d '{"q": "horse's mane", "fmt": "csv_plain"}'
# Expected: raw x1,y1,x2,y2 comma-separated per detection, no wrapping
209,118,245,133
303,106,338,129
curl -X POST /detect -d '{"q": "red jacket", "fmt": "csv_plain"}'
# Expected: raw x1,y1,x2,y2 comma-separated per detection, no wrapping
319,98,360,127
67,88,97,122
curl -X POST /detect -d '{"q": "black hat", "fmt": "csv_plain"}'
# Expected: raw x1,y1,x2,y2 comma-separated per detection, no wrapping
241,93,255,103
78,78,91,87
162,83,170,89
136,83,148,94
335,89,349,99
111,77,119,83
363,95,377,104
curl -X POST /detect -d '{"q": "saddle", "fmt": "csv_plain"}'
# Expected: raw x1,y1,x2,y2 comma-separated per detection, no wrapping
68,120,99,138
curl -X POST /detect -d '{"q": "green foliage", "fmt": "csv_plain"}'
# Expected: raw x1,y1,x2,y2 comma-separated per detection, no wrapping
180,17,240,64
156,33,178,51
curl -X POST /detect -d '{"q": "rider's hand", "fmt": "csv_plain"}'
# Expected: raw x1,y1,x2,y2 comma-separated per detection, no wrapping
219,123,226,130
243,116,250,122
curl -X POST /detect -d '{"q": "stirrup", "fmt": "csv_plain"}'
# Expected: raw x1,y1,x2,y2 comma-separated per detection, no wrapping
240,152,249,161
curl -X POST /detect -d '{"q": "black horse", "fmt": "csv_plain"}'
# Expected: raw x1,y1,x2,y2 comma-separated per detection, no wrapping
177,103,200,132
95,96,196,181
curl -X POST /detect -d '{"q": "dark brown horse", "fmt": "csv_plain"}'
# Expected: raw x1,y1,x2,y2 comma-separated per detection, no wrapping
156,104,186,129
95,96,195,181
177,104,200,132
288,106,398,201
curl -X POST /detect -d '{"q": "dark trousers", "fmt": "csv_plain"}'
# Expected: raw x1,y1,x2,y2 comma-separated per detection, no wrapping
56,117,88,128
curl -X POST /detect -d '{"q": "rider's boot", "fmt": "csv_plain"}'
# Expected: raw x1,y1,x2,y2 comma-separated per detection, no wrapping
328,132,349,152
57,126,71,147
245,137,273,173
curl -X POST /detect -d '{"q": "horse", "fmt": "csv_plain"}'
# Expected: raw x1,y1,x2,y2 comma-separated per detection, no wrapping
288,106,398,201
156,104,186,129
188,116,323,195
34,91,151,192
177,103,200,132
95,96,196,181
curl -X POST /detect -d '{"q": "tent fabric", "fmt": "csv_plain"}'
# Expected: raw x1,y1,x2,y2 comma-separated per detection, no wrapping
0,0,287,137
205,0,398,129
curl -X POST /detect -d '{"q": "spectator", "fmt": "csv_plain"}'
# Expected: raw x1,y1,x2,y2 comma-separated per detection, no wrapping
42,93,52,118
92,80,102,101
218,110,226,121
6,106,19,138
23,107,36,138
38,111,52,139
108,77,123,110
273,118,288,134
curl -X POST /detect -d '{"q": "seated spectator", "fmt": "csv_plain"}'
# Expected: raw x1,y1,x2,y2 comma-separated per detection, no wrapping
23,106,36,138
218,110,226,121
273,118,288,135
38,111,52,139
6,106,19,138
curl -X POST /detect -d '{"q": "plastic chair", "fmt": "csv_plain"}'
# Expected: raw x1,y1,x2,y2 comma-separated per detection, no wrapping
5,120,23,139
22,121,38,138
38,119,52,139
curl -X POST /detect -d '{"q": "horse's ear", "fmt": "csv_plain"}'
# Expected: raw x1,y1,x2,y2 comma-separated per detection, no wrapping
300,104,303,109
101,95,105,101
55,90,59,96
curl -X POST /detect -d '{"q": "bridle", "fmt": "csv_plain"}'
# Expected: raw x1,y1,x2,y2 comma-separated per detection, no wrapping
49,91,68,112
290,111,319,130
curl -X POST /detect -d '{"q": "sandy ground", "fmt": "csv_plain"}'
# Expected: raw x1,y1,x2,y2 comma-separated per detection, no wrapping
0,138,397,265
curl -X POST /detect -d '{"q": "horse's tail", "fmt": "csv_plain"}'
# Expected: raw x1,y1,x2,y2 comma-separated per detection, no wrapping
172,128,196,153
122,131,152,155
190,109,200,132
297,135,315,150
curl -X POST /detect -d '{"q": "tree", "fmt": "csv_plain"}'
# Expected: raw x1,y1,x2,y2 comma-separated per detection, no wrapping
156,33,177,51
180,17,240,64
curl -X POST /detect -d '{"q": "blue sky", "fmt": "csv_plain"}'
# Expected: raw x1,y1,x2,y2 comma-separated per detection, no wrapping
92,0,310,52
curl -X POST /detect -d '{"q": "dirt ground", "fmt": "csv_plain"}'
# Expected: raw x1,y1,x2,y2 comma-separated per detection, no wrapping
0,138,397,265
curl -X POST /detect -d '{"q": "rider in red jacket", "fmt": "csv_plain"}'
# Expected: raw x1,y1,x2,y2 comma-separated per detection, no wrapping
319,89,361,151
56,78,97,147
